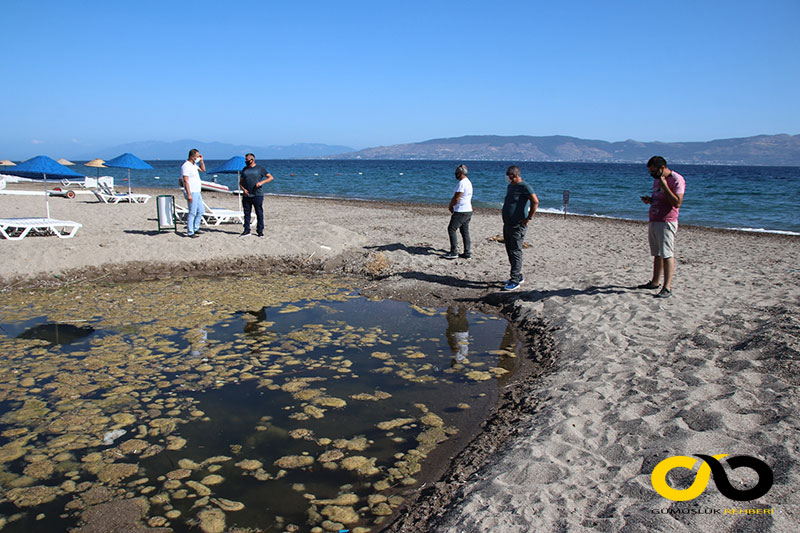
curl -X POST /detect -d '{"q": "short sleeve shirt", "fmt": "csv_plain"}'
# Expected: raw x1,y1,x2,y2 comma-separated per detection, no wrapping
240,165,270,196
649,170,685,222
452,177,473,212
181,160,202,193
502,181,535,224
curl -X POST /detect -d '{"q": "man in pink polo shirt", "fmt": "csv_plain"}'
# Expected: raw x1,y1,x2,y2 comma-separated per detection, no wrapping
638,156,686,298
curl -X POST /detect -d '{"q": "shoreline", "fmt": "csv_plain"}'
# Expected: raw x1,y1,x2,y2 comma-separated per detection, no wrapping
3,179,798,236
2,189,799,531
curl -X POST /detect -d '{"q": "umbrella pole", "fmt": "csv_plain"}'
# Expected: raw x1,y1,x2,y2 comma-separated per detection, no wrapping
238,171,243,212
128,168,132,197
44,172,50,219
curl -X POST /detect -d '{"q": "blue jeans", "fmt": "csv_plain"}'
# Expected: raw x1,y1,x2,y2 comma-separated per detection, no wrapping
503,222,527,283
185,191,204,235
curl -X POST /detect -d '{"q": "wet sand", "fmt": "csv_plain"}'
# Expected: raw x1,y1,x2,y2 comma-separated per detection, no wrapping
2,186,799,532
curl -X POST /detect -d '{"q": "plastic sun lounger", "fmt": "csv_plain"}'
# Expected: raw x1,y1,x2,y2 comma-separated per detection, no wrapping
175,201,248,226
0,217,82,240
203,204,245,226
93,184,151,204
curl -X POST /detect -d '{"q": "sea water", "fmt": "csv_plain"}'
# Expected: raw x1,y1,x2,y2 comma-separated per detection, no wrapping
78,159,799,234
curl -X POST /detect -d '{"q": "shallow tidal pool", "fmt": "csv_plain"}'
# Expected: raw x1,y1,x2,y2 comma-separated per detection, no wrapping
0,275,521,532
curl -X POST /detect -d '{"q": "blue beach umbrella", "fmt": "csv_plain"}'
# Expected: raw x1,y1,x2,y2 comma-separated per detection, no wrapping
104,152,153,196
207,155,247,209
207,155,246,175
4,155,84,218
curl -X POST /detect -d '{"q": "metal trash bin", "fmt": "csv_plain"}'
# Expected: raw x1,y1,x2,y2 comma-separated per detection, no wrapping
156,195,176,232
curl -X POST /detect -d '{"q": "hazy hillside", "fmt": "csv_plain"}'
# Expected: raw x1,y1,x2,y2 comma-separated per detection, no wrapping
330,134,800,166
81,140,355,160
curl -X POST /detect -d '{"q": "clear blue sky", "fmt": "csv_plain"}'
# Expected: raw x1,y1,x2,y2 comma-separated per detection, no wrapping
2,0,798,158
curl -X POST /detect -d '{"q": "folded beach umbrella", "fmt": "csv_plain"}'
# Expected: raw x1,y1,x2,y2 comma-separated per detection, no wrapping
104,152,153,196
0,159,16,167
207,155,247,210
4,155,84,218
57,158,76,166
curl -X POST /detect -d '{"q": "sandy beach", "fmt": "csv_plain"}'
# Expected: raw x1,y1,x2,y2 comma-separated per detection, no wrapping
2,186,799,532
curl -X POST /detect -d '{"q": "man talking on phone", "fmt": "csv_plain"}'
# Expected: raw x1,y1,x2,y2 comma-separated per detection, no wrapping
638,156,685,298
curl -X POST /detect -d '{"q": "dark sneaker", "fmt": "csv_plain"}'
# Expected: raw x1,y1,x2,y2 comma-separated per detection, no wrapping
257,233,264,237
187,233,199,239
459,253,472,259
638,281,660,289
656,288,672,299
503,281,521,291
240,231,250,237
443,252,459,260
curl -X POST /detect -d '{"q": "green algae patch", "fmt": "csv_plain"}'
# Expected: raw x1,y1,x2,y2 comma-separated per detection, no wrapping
0,276,520,532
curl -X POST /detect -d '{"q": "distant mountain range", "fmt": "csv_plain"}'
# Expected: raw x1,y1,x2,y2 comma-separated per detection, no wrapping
68,134,800,166
330,134,800,166
79,139,355,160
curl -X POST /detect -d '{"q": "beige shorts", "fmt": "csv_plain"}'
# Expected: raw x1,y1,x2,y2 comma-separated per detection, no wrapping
648,221,678,258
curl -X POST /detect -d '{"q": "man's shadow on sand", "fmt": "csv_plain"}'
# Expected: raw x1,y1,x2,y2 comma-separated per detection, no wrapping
396,270,633,302
485,284,632,304
397,271,496,290
123,228,239,236
365,243,438,256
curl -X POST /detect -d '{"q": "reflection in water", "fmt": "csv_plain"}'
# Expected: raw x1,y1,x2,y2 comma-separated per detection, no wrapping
16,322,95,345
243,306,269,336
189,326,208,357
446,306,470,364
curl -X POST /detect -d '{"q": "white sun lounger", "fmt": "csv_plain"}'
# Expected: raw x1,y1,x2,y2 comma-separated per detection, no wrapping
203,200,245,226
175,201,247,226
93,184,151,204
0,218,82,240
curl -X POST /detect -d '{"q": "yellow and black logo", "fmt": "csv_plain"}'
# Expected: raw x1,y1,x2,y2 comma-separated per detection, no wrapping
651,454,773,502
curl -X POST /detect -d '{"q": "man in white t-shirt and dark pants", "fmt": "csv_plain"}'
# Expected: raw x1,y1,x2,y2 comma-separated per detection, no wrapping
444,164,473,259
180,149,206,238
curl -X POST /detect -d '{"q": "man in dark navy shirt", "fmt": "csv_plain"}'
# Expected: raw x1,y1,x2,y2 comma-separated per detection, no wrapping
501,165,539,291
239,153,274,237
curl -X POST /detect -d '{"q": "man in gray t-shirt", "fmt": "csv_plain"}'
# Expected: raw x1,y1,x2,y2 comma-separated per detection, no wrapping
501,165,539,291
238,153,274,237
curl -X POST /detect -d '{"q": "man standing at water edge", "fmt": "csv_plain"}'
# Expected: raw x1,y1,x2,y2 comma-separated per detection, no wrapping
501,165,538,291
239,153,274,237
180,149,205,238
638,155,685,298
444,164,473,259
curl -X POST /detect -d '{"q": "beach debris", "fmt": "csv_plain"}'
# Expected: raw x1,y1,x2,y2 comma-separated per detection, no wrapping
464,370,493,381
377,418,416,431
102,429,127,445
186,480,212,496
234,459,262,471
275,455,315,469
200,474,224,485
364,252,389,276
197,507,226,533
211,497,245,512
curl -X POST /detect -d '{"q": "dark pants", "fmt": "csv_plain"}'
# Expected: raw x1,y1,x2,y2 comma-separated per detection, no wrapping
242,195,264,234
448,212,472,254
503,222,527,282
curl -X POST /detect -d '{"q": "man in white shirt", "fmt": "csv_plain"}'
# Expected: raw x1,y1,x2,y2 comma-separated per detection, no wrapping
444,164,473,259
180,149,206,238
